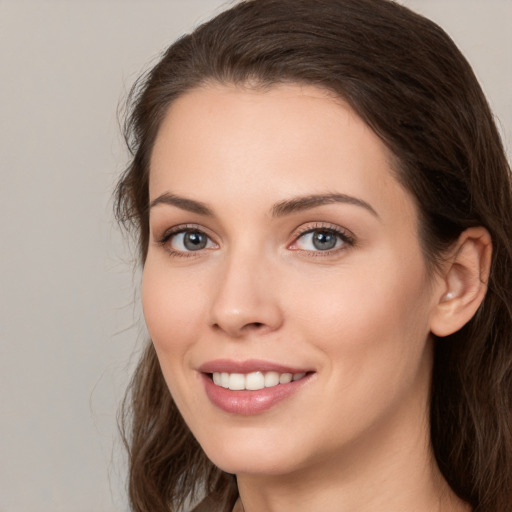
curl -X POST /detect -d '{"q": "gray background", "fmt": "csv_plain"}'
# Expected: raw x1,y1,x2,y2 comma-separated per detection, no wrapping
1,1,510,511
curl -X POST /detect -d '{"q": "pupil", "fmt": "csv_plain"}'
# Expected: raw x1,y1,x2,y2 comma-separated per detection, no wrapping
184,232,207,251
313,231,337,250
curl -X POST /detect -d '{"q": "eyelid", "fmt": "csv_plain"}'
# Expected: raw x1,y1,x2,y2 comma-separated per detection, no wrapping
153,221,354,257
288,222,356,253
155,223,219,256
155,223,213,242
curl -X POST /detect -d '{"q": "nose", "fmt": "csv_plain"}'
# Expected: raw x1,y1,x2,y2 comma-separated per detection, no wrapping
208,249,284,338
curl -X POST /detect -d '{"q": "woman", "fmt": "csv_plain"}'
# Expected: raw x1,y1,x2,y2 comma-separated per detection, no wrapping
115,0,512,511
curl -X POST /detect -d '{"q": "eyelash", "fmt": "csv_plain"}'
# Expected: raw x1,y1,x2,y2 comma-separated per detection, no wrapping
156,224,217,259
155,222,355,258
289,223,355,257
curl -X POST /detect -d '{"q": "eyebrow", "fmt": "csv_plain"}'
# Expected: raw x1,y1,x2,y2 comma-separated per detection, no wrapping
271,193,379,218
149,192,379,218
149,193,213,216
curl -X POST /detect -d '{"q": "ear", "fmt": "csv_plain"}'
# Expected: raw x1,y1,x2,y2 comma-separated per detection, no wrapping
430,227,492,337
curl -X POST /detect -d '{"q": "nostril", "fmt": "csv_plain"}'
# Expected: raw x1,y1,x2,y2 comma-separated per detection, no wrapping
210,321,262,329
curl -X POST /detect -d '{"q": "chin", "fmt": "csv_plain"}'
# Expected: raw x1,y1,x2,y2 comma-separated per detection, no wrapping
198,430,316,477
209,452,298,477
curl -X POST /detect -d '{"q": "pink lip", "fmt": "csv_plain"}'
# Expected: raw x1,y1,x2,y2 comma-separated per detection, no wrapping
198,359,314,416
198,358,311,374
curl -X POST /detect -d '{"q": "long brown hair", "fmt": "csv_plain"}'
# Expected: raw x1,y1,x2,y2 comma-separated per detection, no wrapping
115,1,512,510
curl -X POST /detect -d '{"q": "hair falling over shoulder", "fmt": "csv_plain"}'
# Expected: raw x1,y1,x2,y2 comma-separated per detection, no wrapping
115,1,512,510
119,344,238,512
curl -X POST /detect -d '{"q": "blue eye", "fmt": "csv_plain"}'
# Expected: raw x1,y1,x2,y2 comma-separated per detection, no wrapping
293,227,352,252
162,229,217,253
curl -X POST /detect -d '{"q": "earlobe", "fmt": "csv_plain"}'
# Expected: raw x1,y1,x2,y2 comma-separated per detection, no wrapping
430,227,492,337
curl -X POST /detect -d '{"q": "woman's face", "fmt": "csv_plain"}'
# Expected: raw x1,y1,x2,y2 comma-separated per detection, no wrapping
143,83,443,476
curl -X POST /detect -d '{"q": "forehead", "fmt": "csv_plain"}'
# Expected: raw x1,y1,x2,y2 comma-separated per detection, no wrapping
149,82,415,222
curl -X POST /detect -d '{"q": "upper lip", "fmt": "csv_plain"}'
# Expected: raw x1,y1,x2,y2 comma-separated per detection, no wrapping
198,359,312,374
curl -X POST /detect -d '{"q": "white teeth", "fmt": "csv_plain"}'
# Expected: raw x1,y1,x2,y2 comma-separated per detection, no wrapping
228,373,245,390
279,373,293,384
211,371,307,390
264,371,280,387
246,371,265,390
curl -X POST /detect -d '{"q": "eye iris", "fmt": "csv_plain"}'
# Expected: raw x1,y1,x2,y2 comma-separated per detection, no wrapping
312,230,337,250
183,232,207,251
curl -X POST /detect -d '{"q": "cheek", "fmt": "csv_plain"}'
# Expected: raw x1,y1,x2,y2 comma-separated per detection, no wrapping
141,261,207,357
286,258,434,448
141,261,211,417
289,250,433,379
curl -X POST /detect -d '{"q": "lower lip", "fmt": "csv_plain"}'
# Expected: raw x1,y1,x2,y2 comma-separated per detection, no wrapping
201,373,312,415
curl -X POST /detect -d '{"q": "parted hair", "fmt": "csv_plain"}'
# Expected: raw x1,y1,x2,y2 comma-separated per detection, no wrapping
115,1,512,511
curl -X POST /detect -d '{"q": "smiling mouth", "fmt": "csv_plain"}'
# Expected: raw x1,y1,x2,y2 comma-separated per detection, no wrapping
209,371,308,391
202,367,314,414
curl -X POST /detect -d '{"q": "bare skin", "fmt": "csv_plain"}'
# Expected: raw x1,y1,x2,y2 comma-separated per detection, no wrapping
145,83,488,512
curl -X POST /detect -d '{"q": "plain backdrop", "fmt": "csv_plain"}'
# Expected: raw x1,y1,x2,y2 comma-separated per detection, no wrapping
0,1,510,511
